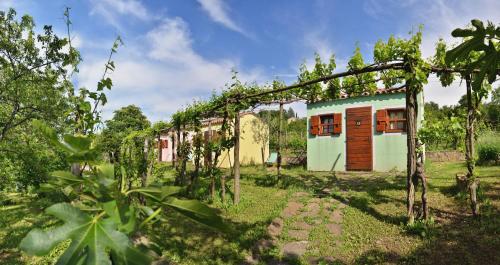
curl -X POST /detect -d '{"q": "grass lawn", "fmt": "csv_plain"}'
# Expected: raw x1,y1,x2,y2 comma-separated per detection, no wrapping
0,161,498,264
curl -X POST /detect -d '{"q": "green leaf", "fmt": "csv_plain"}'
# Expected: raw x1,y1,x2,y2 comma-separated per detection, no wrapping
33,120,72,153
52,170,83,183
19,203,150,265
162,198,227,232
102,200,137,234
127,186,181,201
445,37,483,65
451,28,474,38
471,19,484,31
63,135,92,152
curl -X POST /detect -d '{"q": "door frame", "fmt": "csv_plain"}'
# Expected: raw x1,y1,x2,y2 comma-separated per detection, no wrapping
345,106,373,171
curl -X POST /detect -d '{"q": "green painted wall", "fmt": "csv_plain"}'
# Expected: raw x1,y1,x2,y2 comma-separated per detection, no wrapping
307,92,424,172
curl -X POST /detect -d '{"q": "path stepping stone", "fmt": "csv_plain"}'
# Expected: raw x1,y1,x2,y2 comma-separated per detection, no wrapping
326,223,342,236
292,192,309,198
292,221,312,231
329,210,343,223
282,202,302,218
301,202,320,217
282,241,308,258
288,229,309,241
268,217,284,239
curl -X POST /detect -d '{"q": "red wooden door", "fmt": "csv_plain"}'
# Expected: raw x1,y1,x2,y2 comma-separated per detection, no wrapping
346,106,373,171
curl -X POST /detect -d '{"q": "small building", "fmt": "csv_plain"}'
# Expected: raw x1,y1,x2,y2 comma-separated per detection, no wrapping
307,88,424,172
157,131,192,162
201,112,269,168
158,112,269,168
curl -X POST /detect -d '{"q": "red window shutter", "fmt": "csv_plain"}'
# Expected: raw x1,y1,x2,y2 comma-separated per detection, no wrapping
164,140,168,148
333,113,342,134
310,115,320,135
376,109,388,132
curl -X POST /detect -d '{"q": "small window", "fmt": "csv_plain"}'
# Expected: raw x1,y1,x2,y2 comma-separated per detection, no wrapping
387,109,406,132
320,115,334,135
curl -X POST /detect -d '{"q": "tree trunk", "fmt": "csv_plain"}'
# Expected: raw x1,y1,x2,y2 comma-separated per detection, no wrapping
465,75,475,177
71,163,81,176
416,159,429,220
191,133,201,195
175,128,181,171
172,133,176,168
261,147,265,169
469,179,480,216
465,75,479,217
157,134,162,162
179,126,188,185
277,102,283,180
221,174,226,203
233,112,241,205
405,83,417,224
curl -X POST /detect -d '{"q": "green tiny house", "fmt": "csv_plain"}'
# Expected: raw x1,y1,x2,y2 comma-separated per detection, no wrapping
307,88,424,172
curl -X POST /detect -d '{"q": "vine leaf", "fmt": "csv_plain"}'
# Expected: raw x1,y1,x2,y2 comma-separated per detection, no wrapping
19,203,151,265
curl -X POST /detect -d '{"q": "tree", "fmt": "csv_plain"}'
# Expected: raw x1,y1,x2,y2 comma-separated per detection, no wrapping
484,86,500,129
441,19,499,216
0,8,79,142
98,105,150,163
249,116,269,167
286,107,295,119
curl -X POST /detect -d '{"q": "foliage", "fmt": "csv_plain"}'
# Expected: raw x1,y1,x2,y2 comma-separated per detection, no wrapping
69,35,123,135
445,19,499,92
342,46,377,96
483,86,500,129
296,53,340,102
403,218,437,239
98,105,151,163
0,8,79,142
419,106,465,150
19,122,226,264
374,29,430,91
248,117,269,165
477,132,500,164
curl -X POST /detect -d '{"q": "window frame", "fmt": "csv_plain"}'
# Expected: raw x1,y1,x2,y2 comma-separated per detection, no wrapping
385,108,406,133
319,114,335,135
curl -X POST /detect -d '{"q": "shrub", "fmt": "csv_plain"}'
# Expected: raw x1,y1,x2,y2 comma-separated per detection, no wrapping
404,218,436,239
477,132,500,165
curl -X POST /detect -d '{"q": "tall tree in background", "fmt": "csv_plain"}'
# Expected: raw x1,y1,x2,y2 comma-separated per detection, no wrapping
98,105,150,163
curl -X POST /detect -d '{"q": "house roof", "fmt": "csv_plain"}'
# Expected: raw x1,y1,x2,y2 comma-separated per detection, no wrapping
338,87,406,99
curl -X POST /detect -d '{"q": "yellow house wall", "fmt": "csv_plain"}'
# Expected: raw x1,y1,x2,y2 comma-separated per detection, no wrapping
202,114,269,168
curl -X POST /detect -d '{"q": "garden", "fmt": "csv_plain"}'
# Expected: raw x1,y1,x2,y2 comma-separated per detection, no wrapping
0,5,499,265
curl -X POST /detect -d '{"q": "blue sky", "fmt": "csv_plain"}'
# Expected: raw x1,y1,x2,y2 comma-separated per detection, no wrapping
1,0,499,121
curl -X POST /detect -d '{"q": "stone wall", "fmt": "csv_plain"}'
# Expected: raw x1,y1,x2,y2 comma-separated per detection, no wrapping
426,151,465,162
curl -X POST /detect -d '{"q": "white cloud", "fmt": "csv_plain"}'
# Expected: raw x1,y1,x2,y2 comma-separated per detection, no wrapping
89,0,150,31
78,17,265,122
197,0,248,36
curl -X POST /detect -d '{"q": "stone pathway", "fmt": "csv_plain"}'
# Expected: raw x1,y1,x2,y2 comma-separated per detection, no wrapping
246,192,348,264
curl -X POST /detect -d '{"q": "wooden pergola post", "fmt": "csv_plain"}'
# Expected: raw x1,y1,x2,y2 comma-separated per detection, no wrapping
277,101,283,180
233,111,241,204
